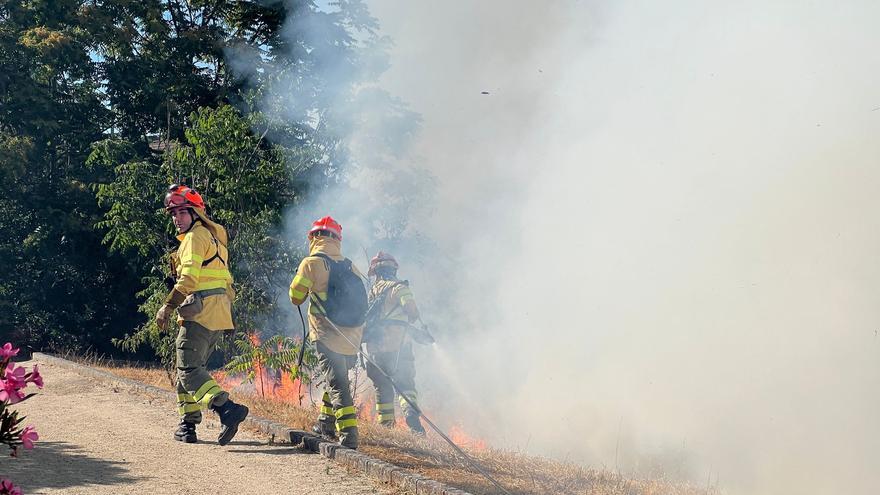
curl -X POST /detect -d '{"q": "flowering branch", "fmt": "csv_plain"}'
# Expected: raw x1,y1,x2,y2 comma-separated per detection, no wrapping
0,478,22,495
0,342,43,494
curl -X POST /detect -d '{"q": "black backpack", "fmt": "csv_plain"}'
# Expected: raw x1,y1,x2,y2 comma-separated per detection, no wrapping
310,253,368,327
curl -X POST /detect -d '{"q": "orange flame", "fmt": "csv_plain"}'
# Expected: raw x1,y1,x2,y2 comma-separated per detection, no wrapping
447,424,488,451
357,390,377,422
213,331,308,406
212,333,491,452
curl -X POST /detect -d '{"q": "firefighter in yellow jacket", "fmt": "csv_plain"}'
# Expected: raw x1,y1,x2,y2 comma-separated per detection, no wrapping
289,216,365,449
155,184,249,445
364,252,426,434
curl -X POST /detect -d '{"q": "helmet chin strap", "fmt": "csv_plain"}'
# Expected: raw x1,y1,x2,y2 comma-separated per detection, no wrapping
173,208,197,234
183,209,197,233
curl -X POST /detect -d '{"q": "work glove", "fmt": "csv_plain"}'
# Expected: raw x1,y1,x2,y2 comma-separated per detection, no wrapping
155,304,173,331
409,323,435,345
157,288,187,331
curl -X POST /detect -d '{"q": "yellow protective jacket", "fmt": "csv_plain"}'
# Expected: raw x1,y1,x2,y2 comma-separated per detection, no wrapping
170,210,234,330
289,236,363,355
366,279,419,353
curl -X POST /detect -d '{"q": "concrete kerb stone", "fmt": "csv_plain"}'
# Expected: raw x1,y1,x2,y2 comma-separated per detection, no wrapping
33,353,475,495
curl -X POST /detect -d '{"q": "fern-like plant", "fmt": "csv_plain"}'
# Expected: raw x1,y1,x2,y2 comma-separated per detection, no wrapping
225,334,317,403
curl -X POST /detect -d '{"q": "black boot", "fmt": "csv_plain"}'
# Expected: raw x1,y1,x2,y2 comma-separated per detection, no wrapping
405,412,425,435
213,399,249,446
173,420,197,443
312,418,337,440
339,426,358,449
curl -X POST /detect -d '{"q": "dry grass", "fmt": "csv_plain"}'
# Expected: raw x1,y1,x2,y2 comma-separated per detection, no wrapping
88,361,716,495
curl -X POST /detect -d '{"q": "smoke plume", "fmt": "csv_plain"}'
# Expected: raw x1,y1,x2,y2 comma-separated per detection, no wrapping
247,1,880,494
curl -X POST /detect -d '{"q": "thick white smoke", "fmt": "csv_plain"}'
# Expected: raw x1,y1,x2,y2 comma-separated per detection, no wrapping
253,1,880,494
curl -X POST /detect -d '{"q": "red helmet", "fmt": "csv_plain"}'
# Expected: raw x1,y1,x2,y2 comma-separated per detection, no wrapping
164,184,205,211
368,251,398,276
308,216,342,240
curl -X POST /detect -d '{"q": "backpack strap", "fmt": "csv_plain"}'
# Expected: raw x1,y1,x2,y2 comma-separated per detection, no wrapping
310,252,354,271
310,252,332,267
201,234,227,267
370,280,408,322
307,253,332,314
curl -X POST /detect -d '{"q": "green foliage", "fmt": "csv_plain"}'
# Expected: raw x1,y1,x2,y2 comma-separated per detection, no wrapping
97,105,302,358
0,0,423,363
0,1,134,352
0,401,27,453
225,333,318,401
113,276,179,367
94,156,166,259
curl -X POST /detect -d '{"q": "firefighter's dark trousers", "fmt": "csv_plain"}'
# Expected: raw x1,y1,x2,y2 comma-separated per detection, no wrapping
365,342,420,430
176,321,229,423
315,341,358,439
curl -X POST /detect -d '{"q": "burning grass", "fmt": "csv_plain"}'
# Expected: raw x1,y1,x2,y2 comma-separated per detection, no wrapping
81,358,717,495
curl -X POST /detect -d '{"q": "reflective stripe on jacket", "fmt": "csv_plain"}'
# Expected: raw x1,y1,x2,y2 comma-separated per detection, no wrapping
173,220,234,330
365,278,419,352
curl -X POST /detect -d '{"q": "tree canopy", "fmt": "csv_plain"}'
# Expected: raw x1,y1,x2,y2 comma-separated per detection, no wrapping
0,0,421,361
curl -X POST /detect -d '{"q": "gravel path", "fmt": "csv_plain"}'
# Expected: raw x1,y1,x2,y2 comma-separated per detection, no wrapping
2,358,399,495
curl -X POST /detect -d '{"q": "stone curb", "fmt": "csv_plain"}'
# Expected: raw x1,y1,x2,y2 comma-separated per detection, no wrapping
33,353,474,495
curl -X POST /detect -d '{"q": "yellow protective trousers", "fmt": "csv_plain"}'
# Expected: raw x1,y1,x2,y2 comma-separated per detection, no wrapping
175,321,228,423
314,341,358,434
365,341,419,427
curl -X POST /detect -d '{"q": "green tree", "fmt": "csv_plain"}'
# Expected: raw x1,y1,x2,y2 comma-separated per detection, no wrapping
0,0,139,352
93,105,302,365
0,0,425,363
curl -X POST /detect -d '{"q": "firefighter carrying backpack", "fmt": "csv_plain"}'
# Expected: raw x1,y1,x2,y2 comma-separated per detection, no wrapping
310,253,368,327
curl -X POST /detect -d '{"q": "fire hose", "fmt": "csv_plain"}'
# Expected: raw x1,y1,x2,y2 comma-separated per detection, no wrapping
302,297,512,495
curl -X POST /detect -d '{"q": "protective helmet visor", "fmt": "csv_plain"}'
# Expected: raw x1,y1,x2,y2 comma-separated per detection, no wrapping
164,192,189,210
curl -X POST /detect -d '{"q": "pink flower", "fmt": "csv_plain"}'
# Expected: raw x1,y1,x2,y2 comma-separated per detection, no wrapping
0,343,18,360
0,378,24,404
27,364,43,389
20,425,38,449
0,478,22,495
4,363,26,389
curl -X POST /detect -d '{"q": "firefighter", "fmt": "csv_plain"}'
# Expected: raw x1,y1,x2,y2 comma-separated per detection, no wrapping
364,252,426,434
155,184,249,445
288,216,365,449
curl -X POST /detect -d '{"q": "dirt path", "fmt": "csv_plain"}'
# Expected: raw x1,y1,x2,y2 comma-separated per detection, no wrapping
2,358,400,495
